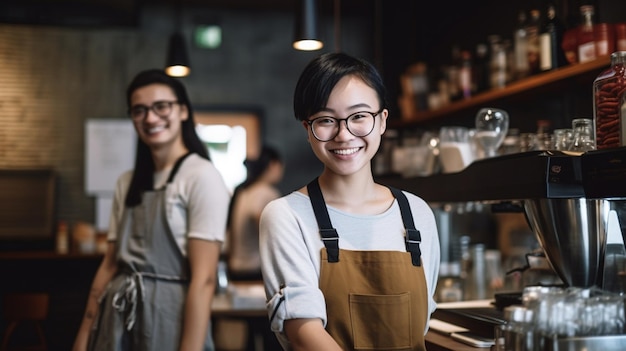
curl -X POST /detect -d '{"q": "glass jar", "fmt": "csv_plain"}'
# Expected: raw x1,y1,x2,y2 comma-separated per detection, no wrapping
593,51,626,149
569,118,596,152
553,128,573,150
499,305,534,351
519,133,538,152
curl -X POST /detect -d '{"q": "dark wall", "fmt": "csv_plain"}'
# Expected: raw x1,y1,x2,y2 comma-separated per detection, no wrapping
0,4,373,231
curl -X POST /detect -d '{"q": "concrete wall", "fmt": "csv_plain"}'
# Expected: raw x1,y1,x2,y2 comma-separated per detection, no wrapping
0,5,372,232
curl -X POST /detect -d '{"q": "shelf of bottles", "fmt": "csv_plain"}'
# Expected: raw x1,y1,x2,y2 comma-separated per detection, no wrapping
394,3,626,128
394,56,610,127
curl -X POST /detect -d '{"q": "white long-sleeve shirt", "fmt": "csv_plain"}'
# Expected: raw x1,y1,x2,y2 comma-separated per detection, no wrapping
260,189,440,348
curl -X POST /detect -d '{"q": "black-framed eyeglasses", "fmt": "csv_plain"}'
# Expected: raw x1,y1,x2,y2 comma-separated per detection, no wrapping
306,110,382,142
128,100,179,121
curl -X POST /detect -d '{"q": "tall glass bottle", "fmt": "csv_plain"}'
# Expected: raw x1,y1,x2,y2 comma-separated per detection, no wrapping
468,244,487,300
593,51,626,149
513,10,530,79
459,50,473,99
489,35,507,89
448,45,462,101
459,235,471,300
526,9,542,75
473,43,490,94
577,5,596,63
539,3,568,71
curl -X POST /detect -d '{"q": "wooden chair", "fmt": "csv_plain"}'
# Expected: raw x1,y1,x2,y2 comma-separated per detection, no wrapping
0,293,49,351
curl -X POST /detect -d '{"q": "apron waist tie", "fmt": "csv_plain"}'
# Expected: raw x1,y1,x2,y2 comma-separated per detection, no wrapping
111,271,187,331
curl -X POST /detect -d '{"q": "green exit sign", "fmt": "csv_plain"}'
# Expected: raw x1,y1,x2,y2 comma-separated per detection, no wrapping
194,24,222,49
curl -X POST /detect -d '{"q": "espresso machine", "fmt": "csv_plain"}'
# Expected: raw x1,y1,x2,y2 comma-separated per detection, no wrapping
381,147,626,348
379,147,626,349
523,147,626,290
384,146,626,291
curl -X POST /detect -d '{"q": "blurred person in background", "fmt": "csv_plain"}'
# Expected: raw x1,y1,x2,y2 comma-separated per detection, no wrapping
227,145,284,281
73,69,230,351
213,145,284,351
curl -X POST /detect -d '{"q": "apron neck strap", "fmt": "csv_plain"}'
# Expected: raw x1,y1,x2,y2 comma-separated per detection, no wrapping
307,178,340,262
166,152,193,184
307,178,422,266
388,187,422,267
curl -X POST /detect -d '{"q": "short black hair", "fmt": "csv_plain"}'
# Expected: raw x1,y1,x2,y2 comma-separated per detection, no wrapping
293,52,387,121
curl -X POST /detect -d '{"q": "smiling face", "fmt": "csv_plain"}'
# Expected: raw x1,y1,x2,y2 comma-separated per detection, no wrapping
129,83,188,152
303,75,388,177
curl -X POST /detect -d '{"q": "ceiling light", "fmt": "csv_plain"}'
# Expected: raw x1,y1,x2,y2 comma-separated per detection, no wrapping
165,32,191,77
293,0,323,51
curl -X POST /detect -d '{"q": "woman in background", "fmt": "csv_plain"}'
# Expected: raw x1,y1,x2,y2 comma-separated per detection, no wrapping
214,145,284,351
227,145,284,281
73,69,230,351
260,53,440,350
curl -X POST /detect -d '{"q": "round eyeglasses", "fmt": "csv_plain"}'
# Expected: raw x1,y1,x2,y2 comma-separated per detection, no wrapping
128,100,179,121
306,111,382,142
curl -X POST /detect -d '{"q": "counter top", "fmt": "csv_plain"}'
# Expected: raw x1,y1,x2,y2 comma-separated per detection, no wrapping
212,285,492,350
211,286,267,318
425,331,490,350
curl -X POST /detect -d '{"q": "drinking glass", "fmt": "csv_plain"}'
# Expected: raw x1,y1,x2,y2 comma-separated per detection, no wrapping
569,118,596,152
474,108,509,157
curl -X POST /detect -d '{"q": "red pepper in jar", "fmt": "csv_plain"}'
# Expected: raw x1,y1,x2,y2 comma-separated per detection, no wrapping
593,51,626,149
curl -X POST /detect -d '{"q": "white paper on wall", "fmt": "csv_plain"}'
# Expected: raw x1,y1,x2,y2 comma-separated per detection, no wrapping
85,119,136,194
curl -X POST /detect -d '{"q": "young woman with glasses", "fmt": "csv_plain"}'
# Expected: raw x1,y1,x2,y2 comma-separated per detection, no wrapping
73,69,230,351
259,53,441,350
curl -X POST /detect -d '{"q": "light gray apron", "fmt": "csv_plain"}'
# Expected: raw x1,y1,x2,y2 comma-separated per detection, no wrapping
89,153,214,351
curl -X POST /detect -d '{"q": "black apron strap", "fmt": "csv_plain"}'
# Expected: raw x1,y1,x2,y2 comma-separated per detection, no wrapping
307,179,422,266
165,152,193,184
389,187,423,267
307,178,340,263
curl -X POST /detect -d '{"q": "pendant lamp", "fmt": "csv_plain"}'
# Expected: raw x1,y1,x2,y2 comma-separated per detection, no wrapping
165,1,190,77
293,0,323,51
165,32,191,77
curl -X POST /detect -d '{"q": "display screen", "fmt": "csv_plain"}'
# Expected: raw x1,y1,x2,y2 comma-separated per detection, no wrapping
0,169,56,243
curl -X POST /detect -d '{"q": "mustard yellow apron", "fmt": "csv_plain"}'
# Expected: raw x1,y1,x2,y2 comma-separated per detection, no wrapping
308,178,428,351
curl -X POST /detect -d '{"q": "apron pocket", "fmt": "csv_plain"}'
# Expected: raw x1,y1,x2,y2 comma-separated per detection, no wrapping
349,292,411,350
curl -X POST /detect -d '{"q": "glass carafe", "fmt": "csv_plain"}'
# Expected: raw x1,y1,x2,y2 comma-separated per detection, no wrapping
569,118,596,152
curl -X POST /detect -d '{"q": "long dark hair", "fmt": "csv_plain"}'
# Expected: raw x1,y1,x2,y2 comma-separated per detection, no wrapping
293,52,387,121
226,146,282,231
124,69,209,207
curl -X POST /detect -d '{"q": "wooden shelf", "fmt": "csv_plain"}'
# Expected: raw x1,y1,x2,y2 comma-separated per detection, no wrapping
392,56,611,128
